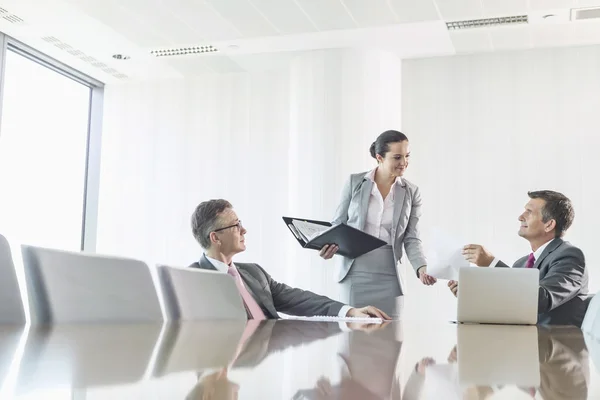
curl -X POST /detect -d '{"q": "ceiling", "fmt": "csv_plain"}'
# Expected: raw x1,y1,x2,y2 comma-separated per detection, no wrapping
1,0,600,82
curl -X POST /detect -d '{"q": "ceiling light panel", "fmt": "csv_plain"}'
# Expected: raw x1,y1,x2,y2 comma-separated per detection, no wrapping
447,15,528,30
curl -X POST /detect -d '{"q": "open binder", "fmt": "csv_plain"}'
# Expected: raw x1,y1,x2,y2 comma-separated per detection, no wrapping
282,216,386,259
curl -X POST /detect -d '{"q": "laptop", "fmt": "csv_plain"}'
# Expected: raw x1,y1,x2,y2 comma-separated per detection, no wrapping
457,267,539,325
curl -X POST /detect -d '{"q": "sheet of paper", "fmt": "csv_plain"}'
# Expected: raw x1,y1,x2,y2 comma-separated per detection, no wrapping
283,315,383,324
292,219,330,242
427,229,471,280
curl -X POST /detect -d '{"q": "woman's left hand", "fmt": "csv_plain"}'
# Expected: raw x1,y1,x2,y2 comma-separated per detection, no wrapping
418,266,437,285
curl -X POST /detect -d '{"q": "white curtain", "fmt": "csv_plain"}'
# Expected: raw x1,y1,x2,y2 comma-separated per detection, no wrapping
98,49,402,302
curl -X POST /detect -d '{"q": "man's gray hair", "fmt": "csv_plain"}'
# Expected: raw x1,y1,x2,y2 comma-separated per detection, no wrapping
191,199,233,249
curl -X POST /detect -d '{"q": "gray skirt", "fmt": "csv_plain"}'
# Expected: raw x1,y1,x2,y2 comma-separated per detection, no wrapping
339,245,403,319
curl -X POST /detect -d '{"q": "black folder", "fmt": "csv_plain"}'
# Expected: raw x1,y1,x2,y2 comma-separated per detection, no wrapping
282,216,386,259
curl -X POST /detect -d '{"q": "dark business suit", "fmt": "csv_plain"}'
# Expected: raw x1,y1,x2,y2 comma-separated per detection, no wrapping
189,255,345,319
496,238,590,327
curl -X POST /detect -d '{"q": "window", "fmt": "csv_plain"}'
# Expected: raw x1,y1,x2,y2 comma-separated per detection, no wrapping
0,47,93,251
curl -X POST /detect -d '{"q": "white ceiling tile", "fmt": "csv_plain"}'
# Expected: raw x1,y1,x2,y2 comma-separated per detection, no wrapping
119,0,203,45
577,0,600,6
249,0,318,34
204,0,280,37
294,0,358,30
388,0,440,22
528,0,577,10
167,0,242,42
489,25,532,50
341,0,397,27
64,0,173,47
482,0,528,17
435,0,484,21
450,30,493,53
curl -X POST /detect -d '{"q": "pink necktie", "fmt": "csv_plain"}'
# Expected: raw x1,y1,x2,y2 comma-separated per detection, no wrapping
228,266,266,320
525,253,536,268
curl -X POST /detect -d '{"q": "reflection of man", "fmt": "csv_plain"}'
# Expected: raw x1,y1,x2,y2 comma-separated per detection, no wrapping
414,326,590,400
294,324,403,400
537,326,589,400
186,320,385,400
185,369,238,400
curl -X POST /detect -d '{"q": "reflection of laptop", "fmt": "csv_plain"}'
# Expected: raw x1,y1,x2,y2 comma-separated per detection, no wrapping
457,267,539,325
457,324,540,386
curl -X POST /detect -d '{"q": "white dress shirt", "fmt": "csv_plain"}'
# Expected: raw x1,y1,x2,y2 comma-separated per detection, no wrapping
204,255,352,318
489,239,553,268
363,168,402,245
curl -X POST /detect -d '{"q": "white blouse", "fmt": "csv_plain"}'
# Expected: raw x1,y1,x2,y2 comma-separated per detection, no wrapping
363,168,401,245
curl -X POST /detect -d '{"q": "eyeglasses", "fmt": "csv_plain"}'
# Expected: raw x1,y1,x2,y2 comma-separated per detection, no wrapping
213,220,243,233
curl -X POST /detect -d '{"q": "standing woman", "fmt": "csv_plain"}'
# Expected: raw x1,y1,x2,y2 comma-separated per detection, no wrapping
320,130,436,319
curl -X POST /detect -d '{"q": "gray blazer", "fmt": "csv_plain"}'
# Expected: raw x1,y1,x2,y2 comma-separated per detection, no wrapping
497,238,591,327
332,172,427,282
190,255,345,319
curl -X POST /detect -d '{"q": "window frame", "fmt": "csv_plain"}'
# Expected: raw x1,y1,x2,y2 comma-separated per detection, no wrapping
0,34,104,252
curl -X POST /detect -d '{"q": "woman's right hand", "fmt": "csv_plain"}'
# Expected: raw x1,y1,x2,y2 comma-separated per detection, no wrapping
319,244,339,259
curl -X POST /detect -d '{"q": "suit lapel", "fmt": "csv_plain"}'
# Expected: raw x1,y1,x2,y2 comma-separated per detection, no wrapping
534,238,562,270
198,255,217,271
357,179,373,230
392,181,407,234
237,266,278,318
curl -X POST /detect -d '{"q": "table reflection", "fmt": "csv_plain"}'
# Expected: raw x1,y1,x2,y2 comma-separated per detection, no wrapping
16,324,162,394
0,320,590,399
293,322,402,400
413,325,589,400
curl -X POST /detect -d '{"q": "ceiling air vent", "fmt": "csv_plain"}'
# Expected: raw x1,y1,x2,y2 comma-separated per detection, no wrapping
0,7,25,25
150,45,218,57
571,7,600,21
40,36,129,80
446,15,528,30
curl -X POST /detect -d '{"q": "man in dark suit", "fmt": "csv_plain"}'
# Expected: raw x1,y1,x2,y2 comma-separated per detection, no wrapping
189,199,389,320
449,190,590,327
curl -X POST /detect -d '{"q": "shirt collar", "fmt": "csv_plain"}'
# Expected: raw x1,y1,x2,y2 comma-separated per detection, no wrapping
364,167,402,186
533,239,554,261
204,254,232,273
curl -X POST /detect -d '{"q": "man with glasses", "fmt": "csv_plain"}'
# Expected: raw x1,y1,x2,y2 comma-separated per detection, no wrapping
189,199,390,320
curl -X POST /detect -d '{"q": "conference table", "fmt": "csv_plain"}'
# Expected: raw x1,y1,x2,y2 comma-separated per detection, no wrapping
0,319,596,399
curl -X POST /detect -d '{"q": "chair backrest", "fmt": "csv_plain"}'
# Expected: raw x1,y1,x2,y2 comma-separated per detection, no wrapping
581,293,599,334
158,265,246,321
22,245,163,324
0,234,26,324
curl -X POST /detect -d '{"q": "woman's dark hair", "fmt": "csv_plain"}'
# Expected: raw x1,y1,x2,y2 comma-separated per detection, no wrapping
369,130,409,159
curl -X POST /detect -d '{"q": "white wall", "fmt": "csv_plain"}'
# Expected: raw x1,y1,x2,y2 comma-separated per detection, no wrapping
402,45,600,321
97,49,402,301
